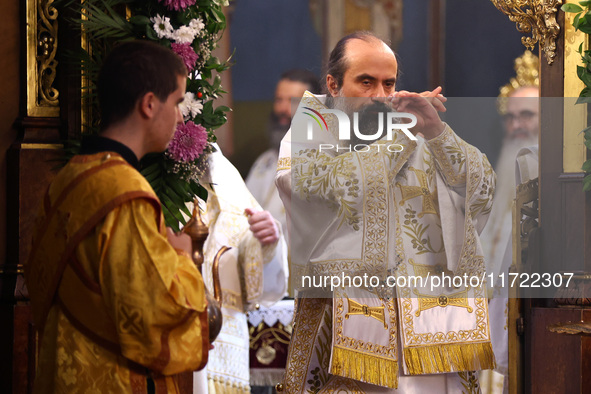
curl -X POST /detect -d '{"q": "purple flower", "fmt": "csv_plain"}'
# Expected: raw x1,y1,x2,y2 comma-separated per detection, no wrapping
168,121,208,162
171,43,199,72
158,0,197,11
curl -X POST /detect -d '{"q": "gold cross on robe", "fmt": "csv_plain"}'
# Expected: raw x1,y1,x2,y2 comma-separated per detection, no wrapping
345,297,388,329
412,288,473,317
396,167,438,217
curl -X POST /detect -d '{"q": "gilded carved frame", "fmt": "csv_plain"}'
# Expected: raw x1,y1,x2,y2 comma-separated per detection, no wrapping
26,0,60,117
490,0,562,65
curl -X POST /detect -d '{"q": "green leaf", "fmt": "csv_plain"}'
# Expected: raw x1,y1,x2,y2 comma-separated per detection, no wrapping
161,196,186,223
575,12,583,29
129,15,151,25
163,186,187,208
583,174,591,191
161,203,181,231
146,25,158,40
215,105,231,113
577,19,591,34
582,159,591,172
576,95,591,104
192,183,208,202
168,178,194,204
562,3,583,13
577,65,591,87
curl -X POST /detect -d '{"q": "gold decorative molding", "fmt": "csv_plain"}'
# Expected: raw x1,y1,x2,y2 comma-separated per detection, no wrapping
548,321,591,335
20,143,63,150
490,0,562,65
26,0,59,117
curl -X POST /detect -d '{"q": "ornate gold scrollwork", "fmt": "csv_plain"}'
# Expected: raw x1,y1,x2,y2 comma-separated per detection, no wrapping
490,0,562,65
27,0,59,117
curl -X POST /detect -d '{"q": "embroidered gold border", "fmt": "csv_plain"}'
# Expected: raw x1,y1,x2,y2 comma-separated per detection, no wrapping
276,157,291,171
396,255,492,360
426,126,467,186
282,297,328,393
393,131,494,372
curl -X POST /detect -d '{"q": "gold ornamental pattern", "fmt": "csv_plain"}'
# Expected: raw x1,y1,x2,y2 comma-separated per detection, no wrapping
489,0,562,64
27,0,60,116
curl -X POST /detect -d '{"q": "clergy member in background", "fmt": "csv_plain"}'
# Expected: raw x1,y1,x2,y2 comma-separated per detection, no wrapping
481,50,540,394
246,69,321,237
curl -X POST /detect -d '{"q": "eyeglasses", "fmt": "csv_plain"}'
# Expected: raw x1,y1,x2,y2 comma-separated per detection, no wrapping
502,110,537,125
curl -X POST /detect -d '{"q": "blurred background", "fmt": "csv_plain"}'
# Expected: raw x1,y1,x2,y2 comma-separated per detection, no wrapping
217,0,526,176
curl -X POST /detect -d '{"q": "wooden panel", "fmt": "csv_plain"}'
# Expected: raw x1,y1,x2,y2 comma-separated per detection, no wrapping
0,304,36,394
560,174,585,272
2,2,83,393
530,307,585,393
539,6,567,275
6,124,61,271
428,0,445,89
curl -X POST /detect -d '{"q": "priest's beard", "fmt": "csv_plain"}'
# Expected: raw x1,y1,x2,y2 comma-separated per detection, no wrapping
267,112,291,151
327,94,395,147
493,132,538,205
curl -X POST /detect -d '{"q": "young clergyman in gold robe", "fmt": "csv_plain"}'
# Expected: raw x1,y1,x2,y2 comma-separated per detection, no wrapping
276,32,496,392
25,41,209,393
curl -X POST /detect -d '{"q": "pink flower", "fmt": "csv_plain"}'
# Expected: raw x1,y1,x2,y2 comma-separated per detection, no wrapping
171,43,199,72
168,121,208,162
158,0,197,11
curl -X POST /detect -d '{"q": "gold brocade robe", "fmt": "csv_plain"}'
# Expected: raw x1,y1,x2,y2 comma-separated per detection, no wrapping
25,153,208,394
275,93,496,393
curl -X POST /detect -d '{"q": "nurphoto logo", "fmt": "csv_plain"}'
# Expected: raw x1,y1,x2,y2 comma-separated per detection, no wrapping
300,106,417,153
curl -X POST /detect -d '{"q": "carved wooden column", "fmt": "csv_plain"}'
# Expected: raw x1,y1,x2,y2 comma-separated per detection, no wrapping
2,1,81,392
490,0,591,392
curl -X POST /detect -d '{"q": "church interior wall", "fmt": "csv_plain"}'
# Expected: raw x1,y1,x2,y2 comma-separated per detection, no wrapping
227,0,531,177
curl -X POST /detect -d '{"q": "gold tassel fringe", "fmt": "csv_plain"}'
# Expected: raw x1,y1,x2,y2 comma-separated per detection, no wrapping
330,346,399,389
403,341,496,375
207,375,250,394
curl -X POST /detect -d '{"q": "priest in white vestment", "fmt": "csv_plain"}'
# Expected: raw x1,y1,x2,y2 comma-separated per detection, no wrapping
275,32,496,393
480,50,539,394
246,69,321,237
192,145,289,393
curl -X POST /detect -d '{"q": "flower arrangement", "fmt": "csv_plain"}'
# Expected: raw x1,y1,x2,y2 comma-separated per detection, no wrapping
70,0,231,230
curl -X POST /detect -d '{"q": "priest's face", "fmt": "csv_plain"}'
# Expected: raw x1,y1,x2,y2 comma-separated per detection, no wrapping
326,38,399,143
503,86,540,140
274,79,310,127
327,38,398,106
268,79,310,150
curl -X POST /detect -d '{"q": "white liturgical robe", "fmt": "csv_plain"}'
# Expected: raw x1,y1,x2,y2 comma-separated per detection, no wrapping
192,146,289,393
275,92,496,393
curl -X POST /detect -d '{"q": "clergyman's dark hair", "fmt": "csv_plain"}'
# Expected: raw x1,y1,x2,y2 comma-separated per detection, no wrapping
325,31,398,94
279,69,322,95
98,40,187,130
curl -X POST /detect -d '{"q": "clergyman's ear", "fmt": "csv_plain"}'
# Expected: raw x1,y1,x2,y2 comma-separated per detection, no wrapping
326,74,339,97
138,92,157,119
